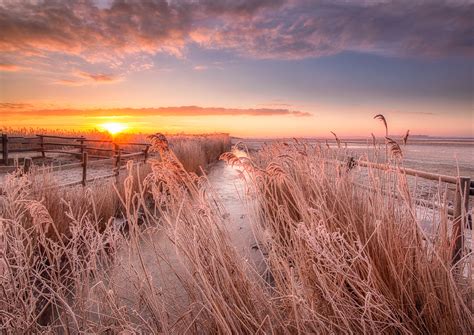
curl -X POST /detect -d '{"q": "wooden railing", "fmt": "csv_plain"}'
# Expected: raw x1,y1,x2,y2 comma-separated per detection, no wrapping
350,158,472,265
1,133,151,186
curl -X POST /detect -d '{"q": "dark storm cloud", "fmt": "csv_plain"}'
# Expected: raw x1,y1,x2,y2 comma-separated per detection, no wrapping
0,0,471,67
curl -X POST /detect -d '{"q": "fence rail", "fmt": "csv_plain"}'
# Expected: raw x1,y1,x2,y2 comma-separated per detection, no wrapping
1,133,151,187
349,157,471,265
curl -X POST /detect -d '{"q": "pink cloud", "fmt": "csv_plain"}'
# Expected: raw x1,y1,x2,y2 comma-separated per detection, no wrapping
0,0,471,72
193,65,209,71
53,79,87,86
76,71,121,83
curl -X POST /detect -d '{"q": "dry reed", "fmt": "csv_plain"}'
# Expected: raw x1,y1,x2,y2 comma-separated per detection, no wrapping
0,135,471,333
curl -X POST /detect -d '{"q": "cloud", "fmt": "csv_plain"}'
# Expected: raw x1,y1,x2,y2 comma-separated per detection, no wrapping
53,79,87,86
203,0,474,59
0,104,311,118
0,0,471,72
53,71,122,85
76,71,121,83
0,102,33,109
258,100,299,108
193,65,209,71
388,110,437,116
0,63,21,71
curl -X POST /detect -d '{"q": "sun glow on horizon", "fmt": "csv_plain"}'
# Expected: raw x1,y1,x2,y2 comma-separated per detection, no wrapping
100,122,128,135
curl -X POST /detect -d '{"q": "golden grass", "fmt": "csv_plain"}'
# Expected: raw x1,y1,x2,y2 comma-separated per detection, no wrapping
241,141,472,333
166,133,231,174
0,136,471,333
1,126,142,141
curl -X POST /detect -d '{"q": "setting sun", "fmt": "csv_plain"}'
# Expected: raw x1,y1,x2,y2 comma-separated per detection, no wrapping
101,122,128,135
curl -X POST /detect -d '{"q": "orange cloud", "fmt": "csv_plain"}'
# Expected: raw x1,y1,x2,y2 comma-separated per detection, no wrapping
0,102,32,109
0,63,21,71
0,105,311,118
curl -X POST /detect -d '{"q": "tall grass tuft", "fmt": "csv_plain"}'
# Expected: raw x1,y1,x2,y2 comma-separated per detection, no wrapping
168,133,231,174
242,140,471,333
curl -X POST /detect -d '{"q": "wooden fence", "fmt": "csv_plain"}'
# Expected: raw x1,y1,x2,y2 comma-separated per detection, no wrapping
350,158,472,264
1,133,151,186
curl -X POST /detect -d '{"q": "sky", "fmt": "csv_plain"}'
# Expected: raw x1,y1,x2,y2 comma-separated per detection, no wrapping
0,0,473,138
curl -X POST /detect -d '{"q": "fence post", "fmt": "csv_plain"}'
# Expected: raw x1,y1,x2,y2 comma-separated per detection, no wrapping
114,143,121,181
39,135,45,158
23,157,32,174
79,136,85,155
452,176,470,264
82,152,88,186
1,134,8,165
143,145,149,163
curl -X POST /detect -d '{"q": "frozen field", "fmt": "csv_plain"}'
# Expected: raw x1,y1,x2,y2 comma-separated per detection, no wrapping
237,137,474,177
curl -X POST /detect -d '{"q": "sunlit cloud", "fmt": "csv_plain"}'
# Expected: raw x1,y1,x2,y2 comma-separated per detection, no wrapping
53,79,87,86
257,100,302,109
52,71,122,86
193,65,209,71
0,102,33,109
0,0,470,77
76,71,121,83
0,104,311,118
0,63,21,71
